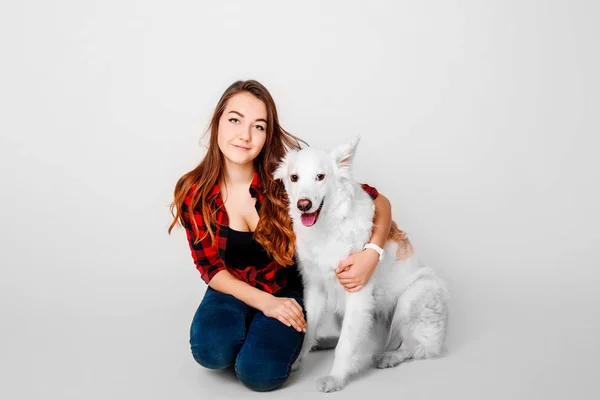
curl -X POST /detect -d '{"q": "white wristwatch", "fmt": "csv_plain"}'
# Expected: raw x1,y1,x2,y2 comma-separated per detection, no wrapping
363,243,384,261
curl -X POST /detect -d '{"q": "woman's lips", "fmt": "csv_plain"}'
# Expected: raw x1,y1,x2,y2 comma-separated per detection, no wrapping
232,144,250,150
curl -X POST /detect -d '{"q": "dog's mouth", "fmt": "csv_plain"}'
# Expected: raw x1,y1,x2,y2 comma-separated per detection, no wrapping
300,199,324,227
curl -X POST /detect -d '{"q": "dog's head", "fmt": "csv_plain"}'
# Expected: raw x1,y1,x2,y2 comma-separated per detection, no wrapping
274,136,360,227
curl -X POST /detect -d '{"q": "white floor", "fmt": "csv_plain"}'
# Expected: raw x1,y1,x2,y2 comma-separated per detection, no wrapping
3,277,598,400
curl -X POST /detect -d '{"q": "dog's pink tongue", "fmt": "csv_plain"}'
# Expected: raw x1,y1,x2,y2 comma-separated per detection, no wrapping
301,212,317,227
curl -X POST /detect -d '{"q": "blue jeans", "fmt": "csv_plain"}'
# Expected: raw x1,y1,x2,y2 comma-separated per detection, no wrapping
190,286,305,392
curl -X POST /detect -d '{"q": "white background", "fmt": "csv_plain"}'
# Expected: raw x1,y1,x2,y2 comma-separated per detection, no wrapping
1,1,599,399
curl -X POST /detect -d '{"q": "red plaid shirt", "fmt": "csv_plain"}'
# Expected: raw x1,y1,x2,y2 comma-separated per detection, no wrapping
182,171,379,294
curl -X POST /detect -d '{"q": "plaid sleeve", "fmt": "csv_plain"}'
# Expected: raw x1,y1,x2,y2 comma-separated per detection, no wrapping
182,194,228,284
360,183,379,200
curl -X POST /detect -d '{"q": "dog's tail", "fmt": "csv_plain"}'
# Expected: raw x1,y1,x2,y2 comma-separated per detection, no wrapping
388,220,414,261
310,336,339,351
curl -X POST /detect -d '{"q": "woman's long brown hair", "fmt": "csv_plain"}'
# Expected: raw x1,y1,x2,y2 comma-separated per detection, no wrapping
168,80,306,266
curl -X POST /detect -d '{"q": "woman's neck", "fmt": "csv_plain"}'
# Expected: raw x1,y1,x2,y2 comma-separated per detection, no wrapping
222,160,255,188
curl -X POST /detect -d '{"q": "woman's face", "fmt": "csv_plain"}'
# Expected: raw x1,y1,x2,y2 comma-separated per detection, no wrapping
217,91,268,168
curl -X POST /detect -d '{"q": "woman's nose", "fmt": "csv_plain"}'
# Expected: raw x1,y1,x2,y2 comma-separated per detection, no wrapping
238,126,251,141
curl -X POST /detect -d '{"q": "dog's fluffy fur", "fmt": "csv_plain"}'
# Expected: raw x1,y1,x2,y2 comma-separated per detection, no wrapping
274,136,449,392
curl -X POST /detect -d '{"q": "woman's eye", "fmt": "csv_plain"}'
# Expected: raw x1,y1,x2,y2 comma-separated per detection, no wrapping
228,118,239,123
316,174,326,181
290,174,298,182
255,125,265,131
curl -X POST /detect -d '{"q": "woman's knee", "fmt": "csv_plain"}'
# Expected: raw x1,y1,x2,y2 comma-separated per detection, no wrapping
190,319,246,369
190,316,245,370
191,341,237,370
234,356,290,392
189,290,248,369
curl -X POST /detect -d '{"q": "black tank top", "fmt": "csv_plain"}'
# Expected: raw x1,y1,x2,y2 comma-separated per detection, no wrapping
226,228,304,298
225,228,272,269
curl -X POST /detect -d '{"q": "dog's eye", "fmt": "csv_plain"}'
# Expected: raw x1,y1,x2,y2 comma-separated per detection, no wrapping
316,174,326,181
290,174,298,182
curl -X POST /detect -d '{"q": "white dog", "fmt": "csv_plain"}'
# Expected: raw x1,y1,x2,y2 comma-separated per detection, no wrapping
274,136,449,392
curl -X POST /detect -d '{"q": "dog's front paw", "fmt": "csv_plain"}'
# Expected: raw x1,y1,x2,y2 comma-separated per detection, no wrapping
374,352,403,369
291,357,303,372
316,375,345,393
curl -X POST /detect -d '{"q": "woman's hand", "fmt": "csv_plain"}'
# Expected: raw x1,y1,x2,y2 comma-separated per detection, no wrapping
336,248,380,292
260,295,307,332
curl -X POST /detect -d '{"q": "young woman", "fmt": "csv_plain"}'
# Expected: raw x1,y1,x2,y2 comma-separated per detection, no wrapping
168,80,393,392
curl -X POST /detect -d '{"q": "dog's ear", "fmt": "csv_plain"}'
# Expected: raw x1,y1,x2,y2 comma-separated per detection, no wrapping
273,150,296,181
331,135,360,169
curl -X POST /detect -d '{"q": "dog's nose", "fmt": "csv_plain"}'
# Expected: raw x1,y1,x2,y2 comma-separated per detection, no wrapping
297,199,312,212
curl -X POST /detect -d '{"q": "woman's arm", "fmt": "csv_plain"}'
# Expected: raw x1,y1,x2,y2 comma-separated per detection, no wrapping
336,192,393,292
209,269,273,309
367,193,393,249
209,270,306,332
